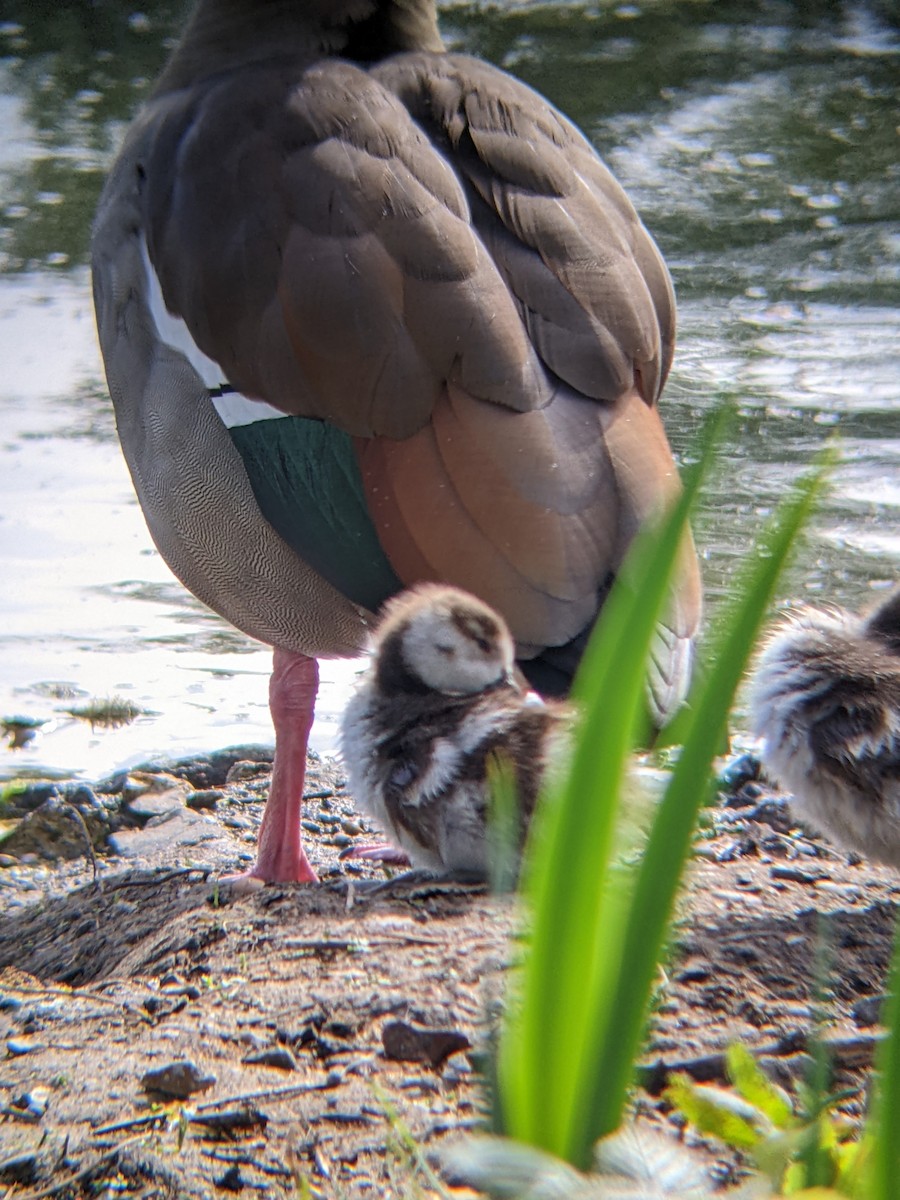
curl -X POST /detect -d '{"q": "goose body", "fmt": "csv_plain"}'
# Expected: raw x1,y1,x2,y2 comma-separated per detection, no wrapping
91,0,701,883
340,585,569,875
750,588,900,867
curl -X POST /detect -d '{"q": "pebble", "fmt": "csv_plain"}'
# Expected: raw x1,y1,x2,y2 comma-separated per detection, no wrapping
226,760,271,784
852,995,885,1028
192,1106,268,1134
214,1165,244,1192
185,789,224,810
381,1020,470,1068
141,1060,216,1098
0,1151,39,1185
11,1086,50,1120
143,995,187,1018
6,1038,46,1056
121,777,154,803
301,820,322,834
815,881,861,901
125,789,184,820
719,753,762,793
161,983,202,1000
745,799,795,833
221,814,252,831
677,966,711,986
770,864,826,885
341,819,363,836
242,1046,297,1071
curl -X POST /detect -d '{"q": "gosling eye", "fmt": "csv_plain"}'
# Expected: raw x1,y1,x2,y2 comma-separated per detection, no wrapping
475,636,492,654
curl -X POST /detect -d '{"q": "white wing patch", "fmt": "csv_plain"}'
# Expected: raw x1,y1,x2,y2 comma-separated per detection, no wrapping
140,235,288,429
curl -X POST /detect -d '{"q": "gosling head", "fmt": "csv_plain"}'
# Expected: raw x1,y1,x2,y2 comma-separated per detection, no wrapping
865,586,900,655
374,584,516,697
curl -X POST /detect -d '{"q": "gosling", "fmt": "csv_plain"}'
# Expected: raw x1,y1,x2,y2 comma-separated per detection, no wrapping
750,586,900,867
339,584,570,876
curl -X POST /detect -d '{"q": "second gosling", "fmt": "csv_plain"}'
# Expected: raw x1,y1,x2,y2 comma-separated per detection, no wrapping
750,587,900,867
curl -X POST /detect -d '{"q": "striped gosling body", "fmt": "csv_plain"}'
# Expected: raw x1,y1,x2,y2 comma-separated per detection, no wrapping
750,588,900,867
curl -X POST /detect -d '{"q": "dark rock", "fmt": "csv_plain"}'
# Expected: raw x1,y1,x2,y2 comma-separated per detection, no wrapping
0,1151,39,1184
0,793,109,862
143,994,187,1018
186,789,224,810
226,760,272,784
770,864,826,885
141,1060,216,1099
325,1021,356,1040
10,1086,50,1120
191,1106,269,1134
381,1020,470,1068
160,983,202,1001
745,797,795,833
719,753,762,796
125,788,185,822
1,782,59,815
852,995,886,1028
214,1164,244,1191
6,1038,46,1056
242,1046,296,1071
677,966,711,985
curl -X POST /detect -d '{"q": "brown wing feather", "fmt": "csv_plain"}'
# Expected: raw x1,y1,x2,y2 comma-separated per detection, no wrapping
374,52,675,405
145,59,548,436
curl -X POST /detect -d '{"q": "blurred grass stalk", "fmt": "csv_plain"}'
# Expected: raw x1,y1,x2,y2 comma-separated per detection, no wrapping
870,913,900,1200
496,407,829,1170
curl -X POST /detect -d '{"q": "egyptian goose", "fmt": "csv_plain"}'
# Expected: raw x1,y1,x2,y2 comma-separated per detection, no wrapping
91,0,701,884
750,587,900,867
340,584,569,876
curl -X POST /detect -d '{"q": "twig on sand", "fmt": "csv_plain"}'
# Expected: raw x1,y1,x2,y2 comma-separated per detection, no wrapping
63,801,101,891
90,1112,168,1137
194,1073,343,1112
101,867,212,891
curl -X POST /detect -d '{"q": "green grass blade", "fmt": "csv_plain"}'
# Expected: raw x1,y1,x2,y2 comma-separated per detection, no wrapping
870,912,900,1200
498,408,725,1157
486,754,521,897
570,458,826,1160
726,1044,794,1130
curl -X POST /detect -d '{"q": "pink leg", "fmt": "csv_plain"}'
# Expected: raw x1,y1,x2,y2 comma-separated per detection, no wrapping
250,649,320,884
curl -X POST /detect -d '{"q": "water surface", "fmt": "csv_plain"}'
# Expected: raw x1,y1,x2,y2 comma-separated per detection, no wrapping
1,0,897,781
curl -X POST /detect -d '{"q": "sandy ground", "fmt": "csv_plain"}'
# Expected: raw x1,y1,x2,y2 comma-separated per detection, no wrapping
0,747,896,1197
